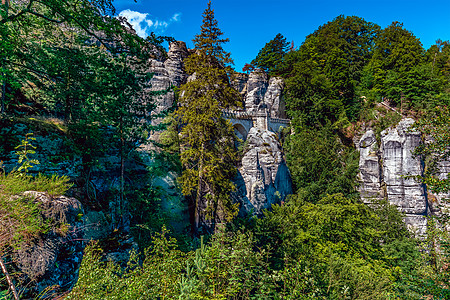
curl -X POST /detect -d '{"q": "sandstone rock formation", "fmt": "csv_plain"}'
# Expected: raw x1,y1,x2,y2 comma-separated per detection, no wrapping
148,41,189,120
164,41,189,88
231,72,249,95
264,77,286,118
244,70,269,113
358,129,382,202
357,118,428,236
12,192,84,298
144,45,292,217
236,127,293,215
148,59,174,117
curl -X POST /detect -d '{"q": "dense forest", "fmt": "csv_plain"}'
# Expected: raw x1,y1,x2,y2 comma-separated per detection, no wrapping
0,0,449,299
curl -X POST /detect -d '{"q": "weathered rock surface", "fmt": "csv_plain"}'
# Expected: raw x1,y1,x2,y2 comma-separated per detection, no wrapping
245,70,269,113
358,129,382,202
164,41,189,88
12,192,84,298
357,118,428,236
148,41,189,122
380,118,426,215
231,72,249,95
144,47,292,219
263,77,286,118
236,127,293,215
148,59,175,117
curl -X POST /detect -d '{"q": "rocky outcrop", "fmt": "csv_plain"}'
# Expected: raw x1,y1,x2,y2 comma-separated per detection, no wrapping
357,119,428,236
358,129,382,202
263,77,285,118
237,70,286,119
236,127,293,215
244,70,269,113
149,41,189,119
231,72,249,95
12,192,84,298
381,119,426,215
164,41,189,88
148,59,174,116
144,47,292,218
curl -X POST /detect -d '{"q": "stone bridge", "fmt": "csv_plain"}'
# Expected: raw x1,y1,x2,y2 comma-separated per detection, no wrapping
222,110,290,141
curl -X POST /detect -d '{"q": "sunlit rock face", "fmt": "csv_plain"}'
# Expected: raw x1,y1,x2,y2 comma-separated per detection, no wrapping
244,70,269,113
357,118,433,236
147,41,189,117
231,72,249,95
164,41,189,88
148,59,174,117
358,129,383,203
263,77,286,118
147,48,293,218
235,127,293,215
380,118,426,215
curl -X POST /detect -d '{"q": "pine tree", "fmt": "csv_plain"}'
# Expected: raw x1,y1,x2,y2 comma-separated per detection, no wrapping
175,0,240,233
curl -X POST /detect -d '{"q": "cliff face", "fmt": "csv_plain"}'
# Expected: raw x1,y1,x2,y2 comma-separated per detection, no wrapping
235,127,292,215
148,41,189,120
149,45,293,216
231,70,291,214
357,118,450,236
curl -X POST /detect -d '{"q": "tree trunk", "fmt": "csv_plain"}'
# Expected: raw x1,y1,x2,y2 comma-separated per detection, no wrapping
194,163,203,234
119,116,129,232
0,256,19,300
194,143,205,234
1,0,9,115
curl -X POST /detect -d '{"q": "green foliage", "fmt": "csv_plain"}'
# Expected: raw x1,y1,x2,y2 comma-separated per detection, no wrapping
413,106,450,193
255,193,419,298
0,171,71,258
250,33,290,76
285,125,359,203
365,22,426,106
65,194,424,299
409,108,450,297
284,15,380,127
180,230,275,299
13,132,39,174
0,171,71,197
67,227,186,300
427,39,450,81
175,0,240,232
0,191,48,250
4,8,450,299
0,0,148,115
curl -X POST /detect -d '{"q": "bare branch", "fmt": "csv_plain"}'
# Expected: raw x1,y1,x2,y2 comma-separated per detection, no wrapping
0,256,19,300
26,9,64,23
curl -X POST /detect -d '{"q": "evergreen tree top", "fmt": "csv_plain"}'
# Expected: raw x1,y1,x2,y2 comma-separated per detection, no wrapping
192,0,233,66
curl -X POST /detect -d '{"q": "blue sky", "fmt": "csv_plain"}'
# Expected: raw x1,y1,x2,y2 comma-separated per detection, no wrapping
114,0,450,72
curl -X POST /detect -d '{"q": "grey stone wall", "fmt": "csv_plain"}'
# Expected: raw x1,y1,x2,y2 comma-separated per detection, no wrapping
357,118,450,236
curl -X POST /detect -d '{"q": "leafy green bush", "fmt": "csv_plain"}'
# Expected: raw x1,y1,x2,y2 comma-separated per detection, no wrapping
285,125,359,203
67,226,186,300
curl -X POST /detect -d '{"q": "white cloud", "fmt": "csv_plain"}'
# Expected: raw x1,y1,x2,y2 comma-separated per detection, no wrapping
119,9,181,38
171,13,181,22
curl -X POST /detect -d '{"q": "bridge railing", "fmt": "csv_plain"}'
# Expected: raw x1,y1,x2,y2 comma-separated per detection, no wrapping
269,117,291,124
222,109,253,120
223,109,290,124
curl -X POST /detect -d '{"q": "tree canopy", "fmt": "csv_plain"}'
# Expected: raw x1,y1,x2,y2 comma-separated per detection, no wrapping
250,33,290,76
175,0,240,233
283,15,380,128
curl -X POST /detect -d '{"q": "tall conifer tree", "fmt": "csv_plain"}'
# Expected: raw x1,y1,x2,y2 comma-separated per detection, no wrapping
176,0,240,233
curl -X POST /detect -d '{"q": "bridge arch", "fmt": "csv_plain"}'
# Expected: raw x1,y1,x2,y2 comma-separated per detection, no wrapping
233,123,248,141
